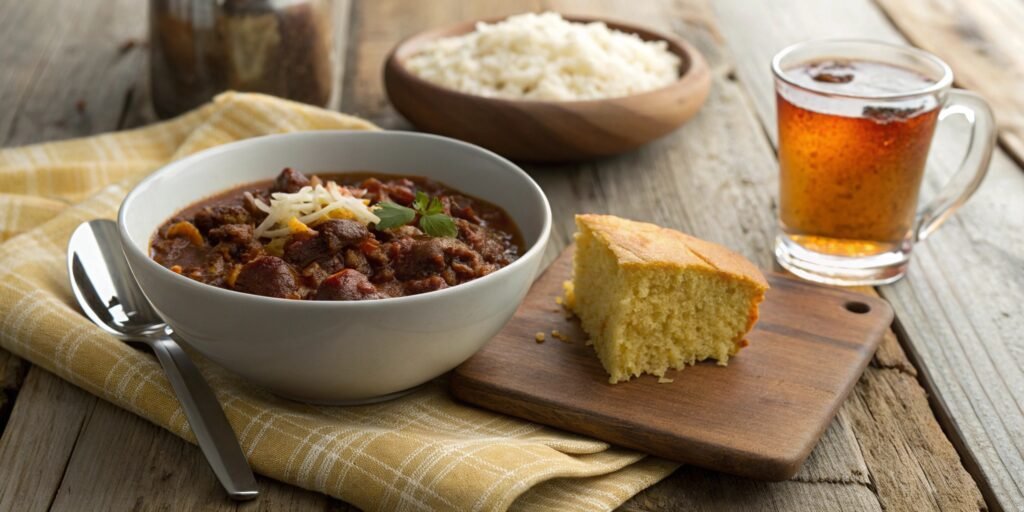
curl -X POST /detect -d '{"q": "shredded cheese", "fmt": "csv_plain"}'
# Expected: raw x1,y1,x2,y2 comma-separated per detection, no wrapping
250,181,380,239
286,217,315,235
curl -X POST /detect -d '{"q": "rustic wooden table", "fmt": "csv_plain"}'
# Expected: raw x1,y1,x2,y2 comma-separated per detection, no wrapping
1,0,1021,510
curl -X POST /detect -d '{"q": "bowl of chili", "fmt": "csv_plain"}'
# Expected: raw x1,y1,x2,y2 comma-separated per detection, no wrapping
118,131,551,404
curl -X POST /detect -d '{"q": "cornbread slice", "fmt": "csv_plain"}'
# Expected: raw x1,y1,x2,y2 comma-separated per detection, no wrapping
569,214,768,383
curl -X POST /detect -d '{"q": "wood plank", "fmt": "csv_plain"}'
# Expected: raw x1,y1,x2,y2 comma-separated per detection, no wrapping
0,348,27,433
712,0,1020,509
48,391,356,512
0,0,152,146
453,245,894,481
846,366,990,511
1,375,358,511
0,370,96,512
0,0,80,141
621,470,882,512
874,0,1024,168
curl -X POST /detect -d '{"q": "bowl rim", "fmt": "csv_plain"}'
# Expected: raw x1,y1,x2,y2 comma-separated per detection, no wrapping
384,12,710,107
117,130,553,309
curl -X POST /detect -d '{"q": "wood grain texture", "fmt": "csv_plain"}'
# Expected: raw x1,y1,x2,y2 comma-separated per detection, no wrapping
384,15,710,161
0,370,97,512
712,0,1022,509
48,390,356,512
621,468,883,512
452,245,893,480
874,0,1024,168
845,366,990,512
0,0,994,510
0,0,153,146
0,348,27,433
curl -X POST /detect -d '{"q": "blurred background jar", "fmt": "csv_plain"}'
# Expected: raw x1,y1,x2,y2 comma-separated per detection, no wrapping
149,0,339,118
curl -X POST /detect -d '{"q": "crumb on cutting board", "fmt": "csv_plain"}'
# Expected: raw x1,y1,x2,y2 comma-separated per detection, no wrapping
534,332,545,343
550,329,573,343
658,376,674,384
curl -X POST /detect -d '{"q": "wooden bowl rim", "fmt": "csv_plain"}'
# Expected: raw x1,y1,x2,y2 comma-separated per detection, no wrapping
384,13,711,108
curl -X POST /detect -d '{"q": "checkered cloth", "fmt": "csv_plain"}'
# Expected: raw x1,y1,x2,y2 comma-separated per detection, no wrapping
0,93,677,511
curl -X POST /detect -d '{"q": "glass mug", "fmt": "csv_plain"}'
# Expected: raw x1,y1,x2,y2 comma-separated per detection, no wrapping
771,40,995,286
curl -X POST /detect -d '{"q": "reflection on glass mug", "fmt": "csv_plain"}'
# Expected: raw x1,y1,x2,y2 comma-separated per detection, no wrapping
772,40,995,286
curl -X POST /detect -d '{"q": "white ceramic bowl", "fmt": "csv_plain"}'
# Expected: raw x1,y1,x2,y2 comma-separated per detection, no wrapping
118,131,551,404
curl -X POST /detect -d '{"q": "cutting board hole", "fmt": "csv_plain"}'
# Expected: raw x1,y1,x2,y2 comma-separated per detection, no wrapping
844,301,871,314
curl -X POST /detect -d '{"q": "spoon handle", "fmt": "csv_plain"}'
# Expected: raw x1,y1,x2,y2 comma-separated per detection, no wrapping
150,338,260,500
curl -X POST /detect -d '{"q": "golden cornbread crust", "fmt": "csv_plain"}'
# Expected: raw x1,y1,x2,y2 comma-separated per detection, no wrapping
572,214,769,383
576,214,768,288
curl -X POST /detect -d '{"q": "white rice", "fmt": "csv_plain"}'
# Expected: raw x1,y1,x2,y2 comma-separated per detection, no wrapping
404,12,681,101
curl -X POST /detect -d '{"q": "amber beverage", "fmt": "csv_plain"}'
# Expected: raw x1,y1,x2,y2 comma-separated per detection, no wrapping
772,41,994,286
777,61,940,256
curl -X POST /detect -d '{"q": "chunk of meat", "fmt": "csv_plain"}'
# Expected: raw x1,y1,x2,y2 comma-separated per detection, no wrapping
233,256,301,299
209,223,261,261
393,238,444,279
392,237,483,281
314,269,387,301
152,236,204,270
273,167,311,193
343,249,372,275
319,219,370,252
300,262,330,290
359,177,417,205
457,219,516,265
194,205,251,233
208,223,254,246
283,234,329,268
361,239,393,283
385,181,416,205
283,219,370,268
360,178,384,199
403,276,448,295
444,195,482,224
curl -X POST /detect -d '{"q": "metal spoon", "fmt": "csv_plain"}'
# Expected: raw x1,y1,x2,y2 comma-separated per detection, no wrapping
67,219,259,501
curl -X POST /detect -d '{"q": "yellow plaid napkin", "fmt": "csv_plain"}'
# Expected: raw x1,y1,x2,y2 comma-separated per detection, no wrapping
0,92,677,511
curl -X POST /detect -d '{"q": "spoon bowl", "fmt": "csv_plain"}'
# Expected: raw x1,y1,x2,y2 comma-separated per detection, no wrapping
68,220,165,340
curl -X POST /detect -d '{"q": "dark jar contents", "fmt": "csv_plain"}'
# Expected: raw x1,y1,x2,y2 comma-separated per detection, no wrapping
150,168,525,301
149,0,338,118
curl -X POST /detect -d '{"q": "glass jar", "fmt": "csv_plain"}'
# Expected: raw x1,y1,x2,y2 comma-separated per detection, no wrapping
149,0,339,118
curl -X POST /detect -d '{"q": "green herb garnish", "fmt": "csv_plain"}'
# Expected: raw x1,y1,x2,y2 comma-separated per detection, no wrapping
373,191,458,238
374,202,416,230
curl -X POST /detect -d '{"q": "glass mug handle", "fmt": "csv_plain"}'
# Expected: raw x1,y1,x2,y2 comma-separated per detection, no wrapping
914,89,996,241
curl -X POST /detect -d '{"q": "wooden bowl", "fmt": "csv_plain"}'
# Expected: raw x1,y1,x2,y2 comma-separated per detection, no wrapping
384,15,712,162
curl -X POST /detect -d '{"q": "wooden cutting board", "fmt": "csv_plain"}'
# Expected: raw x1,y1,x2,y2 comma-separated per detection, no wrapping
450,245,893,481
